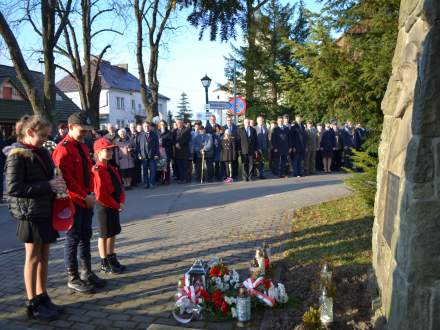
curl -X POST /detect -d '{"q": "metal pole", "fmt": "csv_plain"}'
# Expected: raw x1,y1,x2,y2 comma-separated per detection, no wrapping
205,87,209,110
233,60,237,125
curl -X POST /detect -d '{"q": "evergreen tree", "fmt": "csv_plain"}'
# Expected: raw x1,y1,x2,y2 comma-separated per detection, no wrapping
176,92,192,122
223,0,308,119
167,111,175,128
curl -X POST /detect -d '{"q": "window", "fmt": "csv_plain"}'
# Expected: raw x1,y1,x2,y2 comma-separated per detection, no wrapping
2,87,12,100
131,99,135,110
116,97,125,110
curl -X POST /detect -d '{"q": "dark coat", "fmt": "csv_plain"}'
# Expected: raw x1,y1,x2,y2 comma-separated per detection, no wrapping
291,122,307,153
254,125,269,152
174,127,191,160
237,126,258,155
159,129,174,160
220,137,237,162
212,134,222,162
341,127,355,148
320,129,337,151
4,143,54,222
137,131,160,159
271,126,291,156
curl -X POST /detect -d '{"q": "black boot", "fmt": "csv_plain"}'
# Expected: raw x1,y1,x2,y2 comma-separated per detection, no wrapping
106,255,123,274
26,297,58,321
67,269,94,293
79,260,107,288
99,258,111,273
108,253,126,271
37,292,64,313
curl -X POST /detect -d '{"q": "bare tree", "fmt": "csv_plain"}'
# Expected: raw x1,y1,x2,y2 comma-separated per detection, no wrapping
55,0,123,127
0,0,73,123
133,0,182,121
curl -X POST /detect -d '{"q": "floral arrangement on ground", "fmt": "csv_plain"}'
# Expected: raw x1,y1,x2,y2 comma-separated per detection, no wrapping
172,246,290,324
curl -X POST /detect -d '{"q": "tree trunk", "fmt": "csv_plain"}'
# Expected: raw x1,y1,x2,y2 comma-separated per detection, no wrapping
0,11,46,118
135,1,153,121
245,0,257,108
147,44,159,119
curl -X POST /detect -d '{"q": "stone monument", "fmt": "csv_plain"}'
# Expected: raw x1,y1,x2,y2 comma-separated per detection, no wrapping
373,0,440,329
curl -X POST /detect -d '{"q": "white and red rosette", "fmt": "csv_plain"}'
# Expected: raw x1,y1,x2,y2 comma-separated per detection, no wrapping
177,285,203,305
243,277,276,307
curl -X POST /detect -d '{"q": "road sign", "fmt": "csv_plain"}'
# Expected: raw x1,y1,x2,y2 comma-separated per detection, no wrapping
229,96,246,115
208,101,231,110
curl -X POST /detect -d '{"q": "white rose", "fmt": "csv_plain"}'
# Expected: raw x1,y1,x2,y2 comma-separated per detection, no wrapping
223,274,230,282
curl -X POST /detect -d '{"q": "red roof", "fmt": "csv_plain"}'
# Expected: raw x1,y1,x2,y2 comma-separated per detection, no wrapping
56,60,170,100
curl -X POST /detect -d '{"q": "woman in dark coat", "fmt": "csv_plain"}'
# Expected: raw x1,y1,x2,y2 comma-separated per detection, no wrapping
4,115,66,321
220,129,236,183
212,124,223,181
319,123,337,173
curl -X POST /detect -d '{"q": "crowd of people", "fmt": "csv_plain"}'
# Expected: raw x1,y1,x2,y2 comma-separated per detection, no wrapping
46,114,366,190
0,111,366,321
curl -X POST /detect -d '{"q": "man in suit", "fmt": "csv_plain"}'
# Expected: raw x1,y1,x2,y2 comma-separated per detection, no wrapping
271,116,292,178
238,118,258,181
173,119,191,183
291,115,307,177
254,116,269,179
205,114,217,135
137,121,160,188
223,116,239,179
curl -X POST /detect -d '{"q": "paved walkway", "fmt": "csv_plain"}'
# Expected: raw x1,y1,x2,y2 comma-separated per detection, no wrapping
0,174,349,330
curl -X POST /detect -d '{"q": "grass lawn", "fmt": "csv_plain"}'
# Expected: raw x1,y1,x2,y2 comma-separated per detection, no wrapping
267,194,375,329
286,194,373,267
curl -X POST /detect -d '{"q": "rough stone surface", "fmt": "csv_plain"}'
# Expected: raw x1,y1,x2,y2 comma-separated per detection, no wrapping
373,1,440,329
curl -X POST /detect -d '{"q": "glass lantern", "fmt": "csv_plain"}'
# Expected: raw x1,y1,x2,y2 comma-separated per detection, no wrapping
320,263,332,288
319,287,333,325
185,260,208,289
236,287,251,327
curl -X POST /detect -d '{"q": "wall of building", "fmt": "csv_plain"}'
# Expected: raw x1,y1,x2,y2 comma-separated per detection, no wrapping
65,89,168,129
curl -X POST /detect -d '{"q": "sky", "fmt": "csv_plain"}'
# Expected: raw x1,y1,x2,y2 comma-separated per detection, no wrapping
0,0,321,117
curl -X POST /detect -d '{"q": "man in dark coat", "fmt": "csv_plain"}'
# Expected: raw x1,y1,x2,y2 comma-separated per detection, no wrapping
129,124,143,185
291,115,307,177
136,122,159,188
254,116,269,179
341,121,356,168
173,119,191,183
223,116,239,179
238,118,258,181
271,116,291,178
205,114,217,135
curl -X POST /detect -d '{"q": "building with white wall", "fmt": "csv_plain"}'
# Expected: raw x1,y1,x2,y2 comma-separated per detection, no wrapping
57,60,170,129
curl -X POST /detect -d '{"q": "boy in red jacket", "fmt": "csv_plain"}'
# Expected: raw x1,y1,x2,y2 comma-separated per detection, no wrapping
92,138,126,274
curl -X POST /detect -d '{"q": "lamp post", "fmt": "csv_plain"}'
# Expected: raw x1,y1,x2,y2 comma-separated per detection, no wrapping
201,74,212,113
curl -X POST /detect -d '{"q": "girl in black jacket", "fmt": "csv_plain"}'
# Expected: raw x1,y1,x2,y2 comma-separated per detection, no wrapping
4,115,66,321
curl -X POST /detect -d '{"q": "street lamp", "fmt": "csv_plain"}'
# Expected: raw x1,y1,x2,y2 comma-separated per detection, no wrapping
201,74,212,112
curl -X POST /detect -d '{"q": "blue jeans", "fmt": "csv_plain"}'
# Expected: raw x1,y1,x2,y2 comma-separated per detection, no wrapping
293,152,304,176
64,204,93,270
142,158,157,187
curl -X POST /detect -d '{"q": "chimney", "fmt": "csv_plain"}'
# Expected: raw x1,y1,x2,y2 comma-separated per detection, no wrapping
116,64,128,71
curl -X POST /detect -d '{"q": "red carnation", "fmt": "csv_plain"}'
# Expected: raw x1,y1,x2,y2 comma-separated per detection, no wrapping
210,266,220,277
221,301,229,316
212,290,223,309
200,289,210,303
263,279,272,290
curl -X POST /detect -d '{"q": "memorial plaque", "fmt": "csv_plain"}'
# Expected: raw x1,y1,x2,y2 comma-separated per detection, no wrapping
383,172,400,247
